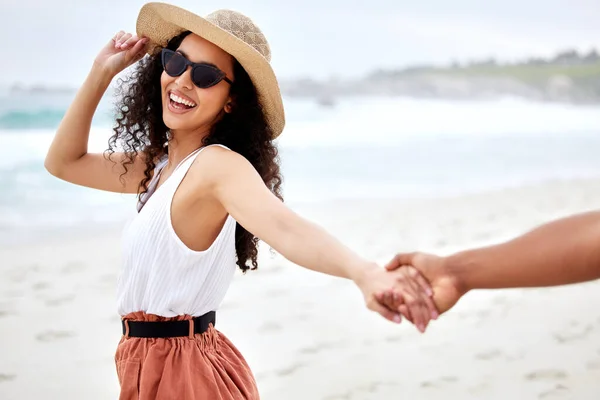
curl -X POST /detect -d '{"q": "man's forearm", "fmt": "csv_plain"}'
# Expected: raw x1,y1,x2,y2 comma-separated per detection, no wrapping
446,211,600,292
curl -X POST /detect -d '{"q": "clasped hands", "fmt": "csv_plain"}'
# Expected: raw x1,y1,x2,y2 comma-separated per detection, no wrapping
355,252,463,333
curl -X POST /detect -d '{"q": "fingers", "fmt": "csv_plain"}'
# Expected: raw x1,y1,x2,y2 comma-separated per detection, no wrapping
107,30,124,48
407,267,438,320
384,252,416,271
115,33,133,50
129,37,150,58
422,291,438,320
113,31,125,42
110,31,149,63
117,33,132,45
393,270,428,331
123,34,142,50
111,31,146,53
369,299,402,324
398,304,411,323
402,291,429,333
113,31,128,48
390,292,414,323
379,290,412,321
408,266,433,296
405,268,435,331
382,290,393,310
378,269,433,332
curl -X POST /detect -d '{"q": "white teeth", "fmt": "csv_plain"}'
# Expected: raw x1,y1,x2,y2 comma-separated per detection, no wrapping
169,92,196,108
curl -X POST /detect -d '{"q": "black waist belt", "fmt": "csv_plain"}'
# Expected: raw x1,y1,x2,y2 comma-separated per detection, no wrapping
122,311,216,338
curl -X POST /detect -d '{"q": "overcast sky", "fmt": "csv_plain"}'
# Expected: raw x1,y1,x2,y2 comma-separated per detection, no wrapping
2,0,599,86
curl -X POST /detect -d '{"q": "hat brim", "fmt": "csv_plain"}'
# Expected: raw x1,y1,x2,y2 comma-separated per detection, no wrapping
136,2,285,138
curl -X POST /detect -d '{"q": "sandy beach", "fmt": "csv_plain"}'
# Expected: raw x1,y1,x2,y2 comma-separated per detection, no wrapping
1,178,600,399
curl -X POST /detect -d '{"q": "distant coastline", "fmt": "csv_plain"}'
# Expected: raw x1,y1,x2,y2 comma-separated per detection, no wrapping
4,48,600,105
281,48,600,105
7,84,76,96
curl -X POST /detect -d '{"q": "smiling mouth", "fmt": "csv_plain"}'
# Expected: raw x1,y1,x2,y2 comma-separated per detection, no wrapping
168,91,197,110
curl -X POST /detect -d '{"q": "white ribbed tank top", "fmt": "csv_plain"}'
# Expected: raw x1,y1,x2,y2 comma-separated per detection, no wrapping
117,144,237,317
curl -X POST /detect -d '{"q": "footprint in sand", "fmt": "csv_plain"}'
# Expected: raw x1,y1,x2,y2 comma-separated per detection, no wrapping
434,238,448,247
275,362,304,377
486,213,498,222
585,360,600,370
35,330,76,342
258,321,282,333
323,380,396,400
7,264,40,283
421,376,459,388
258,265,283,275
60,262,86,274
32,281,51,291
475,349,503,361
44,294,76,307
299,341,336,355
553,324,593,343
384,334,404,343
0,373,16,383
299,345,320,355
525,369,568,381
473,231,494,241
538,384,570,399
468,381,491,395
441,376,459,383
363,380,385,394
505,351,526,362
323,392,351,400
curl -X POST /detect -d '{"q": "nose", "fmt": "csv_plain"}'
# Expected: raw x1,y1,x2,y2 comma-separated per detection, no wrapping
174,66,193,90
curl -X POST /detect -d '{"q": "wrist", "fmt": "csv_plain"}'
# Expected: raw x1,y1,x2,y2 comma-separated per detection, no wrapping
89,63,116,88
444,251,475,295
349,261,379,286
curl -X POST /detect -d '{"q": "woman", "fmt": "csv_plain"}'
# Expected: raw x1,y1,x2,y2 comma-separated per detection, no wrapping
44,3,437,399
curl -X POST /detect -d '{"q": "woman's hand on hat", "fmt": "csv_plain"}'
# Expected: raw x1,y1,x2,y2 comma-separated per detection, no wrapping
93,31,150,78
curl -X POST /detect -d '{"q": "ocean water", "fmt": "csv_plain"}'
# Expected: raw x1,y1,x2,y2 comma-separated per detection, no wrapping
2,89,600,244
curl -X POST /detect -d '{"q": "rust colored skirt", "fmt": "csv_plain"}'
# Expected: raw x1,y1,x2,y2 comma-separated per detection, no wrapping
115,312,259,400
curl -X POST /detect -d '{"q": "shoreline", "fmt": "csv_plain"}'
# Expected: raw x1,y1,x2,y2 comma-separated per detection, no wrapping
3,176,600,251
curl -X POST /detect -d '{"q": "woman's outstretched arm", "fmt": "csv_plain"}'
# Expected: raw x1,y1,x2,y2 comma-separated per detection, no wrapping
195,146,438,331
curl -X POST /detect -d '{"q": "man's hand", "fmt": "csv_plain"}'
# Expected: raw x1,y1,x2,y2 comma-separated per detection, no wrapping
379,212,600,323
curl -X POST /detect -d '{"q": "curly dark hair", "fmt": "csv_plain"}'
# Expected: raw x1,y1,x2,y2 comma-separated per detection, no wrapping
106,31,283,272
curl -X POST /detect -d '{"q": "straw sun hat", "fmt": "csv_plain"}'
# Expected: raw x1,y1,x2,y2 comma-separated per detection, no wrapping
136,2,285,137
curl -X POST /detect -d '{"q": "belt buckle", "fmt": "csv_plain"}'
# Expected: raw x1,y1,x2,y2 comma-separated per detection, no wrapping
122,319,130,338
188,319,195,339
